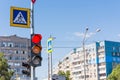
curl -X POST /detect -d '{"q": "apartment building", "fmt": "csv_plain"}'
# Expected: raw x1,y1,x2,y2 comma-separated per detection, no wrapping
53,40,120,80
0,35,31,80
53,52,72,75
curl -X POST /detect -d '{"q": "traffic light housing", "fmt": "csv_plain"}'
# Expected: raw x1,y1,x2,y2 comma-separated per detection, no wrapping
31,34,42,67
22,62,30,76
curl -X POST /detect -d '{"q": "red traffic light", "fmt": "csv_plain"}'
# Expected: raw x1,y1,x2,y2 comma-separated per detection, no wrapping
32,34,42,44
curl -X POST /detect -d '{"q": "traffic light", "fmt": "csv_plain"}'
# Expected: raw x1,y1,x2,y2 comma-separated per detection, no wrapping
22,62,30,76
31,34,42,67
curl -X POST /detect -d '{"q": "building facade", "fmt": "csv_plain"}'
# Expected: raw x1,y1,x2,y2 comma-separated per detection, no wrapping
53,40,120,80
0,35,31,80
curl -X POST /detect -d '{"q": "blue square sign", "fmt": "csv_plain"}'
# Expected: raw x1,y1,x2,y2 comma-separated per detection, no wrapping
10,6,30,28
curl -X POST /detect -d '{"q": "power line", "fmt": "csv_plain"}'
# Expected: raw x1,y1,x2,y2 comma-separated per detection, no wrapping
42,46,80,48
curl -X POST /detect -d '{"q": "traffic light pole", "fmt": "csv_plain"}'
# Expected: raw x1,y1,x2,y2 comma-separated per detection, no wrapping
31,66,35,80
31,1,35,80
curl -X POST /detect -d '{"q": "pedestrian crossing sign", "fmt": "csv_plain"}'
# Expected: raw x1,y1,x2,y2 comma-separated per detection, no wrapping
10,6,30,28
47,38,53,53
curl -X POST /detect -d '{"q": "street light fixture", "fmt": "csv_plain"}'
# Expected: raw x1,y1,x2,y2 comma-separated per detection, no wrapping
96,28,101,32
83,28,101,80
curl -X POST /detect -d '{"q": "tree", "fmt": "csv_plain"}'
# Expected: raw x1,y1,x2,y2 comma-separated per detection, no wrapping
58,70,71,80
107,64,120,80
0,53,14,80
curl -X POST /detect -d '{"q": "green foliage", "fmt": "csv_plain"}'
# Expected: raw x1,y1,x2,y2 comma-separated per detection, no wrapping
58,70,65,76
0,53,14,80
58,70,71,80
107,64,120,80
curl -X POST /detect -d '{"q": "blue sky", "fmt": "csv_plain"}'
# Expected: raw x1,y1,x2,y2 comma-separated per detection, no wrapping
1,0,120,79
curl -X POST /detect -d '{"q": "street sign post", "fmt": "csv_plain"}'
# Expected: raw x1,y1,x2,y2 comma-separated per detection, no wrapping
47,36,54,80
10,6,30,28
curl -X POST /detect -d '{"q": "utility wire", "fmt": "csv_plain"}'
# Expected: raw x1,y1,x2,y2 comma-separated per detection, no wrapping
42,46,80,48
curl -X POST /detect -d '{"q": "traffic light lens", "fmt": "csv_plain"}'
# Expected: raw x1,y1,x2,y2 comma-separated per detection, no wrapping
32,34,42,44
32,45,42,54
32,56,42,65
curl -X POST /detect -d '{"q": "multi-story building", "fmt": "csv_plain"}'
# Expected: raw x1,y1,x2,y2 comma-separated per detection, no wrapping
53,40,120,80
0,35,31,80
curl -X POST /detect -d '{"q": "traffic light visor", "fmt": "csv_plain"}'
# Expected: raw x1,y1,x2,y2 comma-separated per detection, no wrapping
32,34,42,44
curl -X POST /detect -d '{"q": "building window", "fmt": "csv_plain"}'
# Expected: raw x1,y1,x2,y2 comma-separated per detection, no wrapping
99,73,106,77
16,68,20,73
99,57,104,61
15,51,18,54
112,52,116,56
118,58,120,61
1,42,7,47
113,57,116,61
119,47,120,52
112,62,118,68
98,62,105,66
66,66,69,68
22,51,25,54
21,57,26,60
117,52,120,56
8,43,13,47
113,47,115,51
99,68,105,71
15,57,19,60
8,62,14,66
14,43,20,48
9,56,12,60
14,63,20,66
21,44,26,48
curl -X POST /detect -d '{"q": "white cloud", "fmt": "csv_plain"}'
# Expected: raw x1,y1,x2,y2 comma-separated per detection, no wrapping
73,32,95,38
74,32,84,37
118,34,120,37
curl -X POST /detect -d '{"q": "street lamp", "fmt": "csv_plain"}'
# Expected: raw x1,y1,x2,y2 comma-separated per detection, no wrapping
83,28,101,80
83,27,88,80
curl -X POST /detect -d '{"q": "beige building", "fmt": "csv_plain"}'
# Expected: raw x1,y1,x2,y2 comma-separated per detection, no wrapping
53,41,120,80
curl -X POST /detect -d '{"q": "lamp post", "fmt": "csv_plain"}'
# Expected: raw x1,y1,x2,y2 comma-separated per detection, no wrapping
83,28,101,80
83,27,88,80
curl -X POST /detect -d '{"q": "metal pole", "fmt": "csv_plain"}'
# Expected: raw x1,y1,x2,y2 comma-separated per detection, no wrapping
48,53,52,80
31,66,33,80
83,28,88,80
50,35,53,80
50,52,53,80
48,53,50,80
48,35,53,80
31,1,35,80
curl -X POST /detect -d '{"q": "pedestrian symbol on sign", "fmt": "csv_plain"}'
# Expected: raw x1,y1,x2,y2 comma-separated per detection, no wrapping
13,12,27,24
